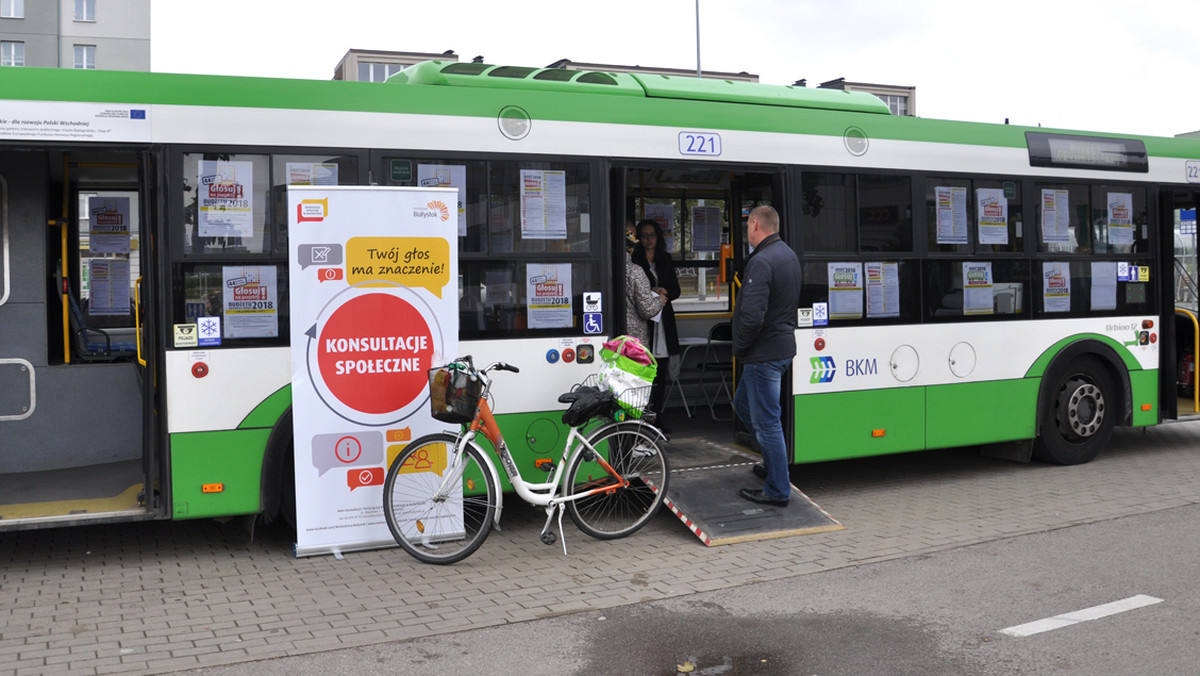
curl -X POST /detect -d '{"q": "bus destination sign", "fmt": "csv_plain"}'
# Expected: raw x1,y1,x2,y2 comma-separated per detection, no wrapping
1026,132,1148,173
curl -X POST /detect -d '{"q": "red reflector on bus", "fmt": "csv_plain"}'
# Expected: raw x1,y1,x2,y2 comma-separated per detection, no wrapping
201,483,224,494
871,429,885,438
1141,404,1152,411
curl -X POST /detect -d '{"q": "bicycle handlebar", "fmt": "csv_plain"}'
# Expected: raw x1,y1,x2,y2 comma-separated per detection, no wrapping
452,356,519,376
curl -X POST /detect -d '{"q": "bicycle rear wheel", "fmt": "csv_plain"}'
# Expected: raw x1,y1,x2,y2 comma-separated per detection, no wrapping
564,424,669,539
382,433,497,564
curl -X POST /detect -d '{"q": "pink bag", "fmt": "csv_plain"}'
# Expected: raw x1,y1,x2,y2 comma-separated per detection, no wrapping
602,335,654,366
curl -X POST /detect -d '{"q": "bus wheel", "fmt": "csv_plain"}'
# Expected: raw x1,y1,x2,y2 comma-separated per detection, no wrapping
1033,356,1116,465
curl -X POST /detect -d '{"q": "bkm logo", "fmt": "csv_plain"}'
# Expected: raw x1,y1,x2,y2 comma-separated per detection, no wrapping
810,356,836,384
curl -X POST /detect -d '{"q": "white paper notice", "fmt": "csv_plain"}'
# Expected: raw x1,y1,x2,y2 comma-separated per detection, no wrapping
1107,192,1134,246
865,262,899,318
691,205,722,252
418,164,468,237
977,188,1009,245
1091,261,1118,311
1043,261,1071,312
827,262,864,320
1041,189,1070,244
527,263,573,329
88,259,131,316
520,170,568,240
286,162,338,186
935,186,968,244
962,261,994,315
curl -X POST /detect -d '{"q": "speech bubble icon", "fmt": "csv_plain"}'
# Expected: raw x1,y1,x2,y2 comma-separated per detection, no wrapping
347,466,384,491
317,267,344,283
394,441,448,477
296,198,328,223
298,243,343,270
310,430,384,477
386,427,412,443
345,236,451,298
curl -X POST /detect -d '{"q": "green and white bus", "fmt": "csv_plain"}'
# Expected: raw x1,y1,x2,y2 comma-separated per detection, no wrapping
1,61,1198,532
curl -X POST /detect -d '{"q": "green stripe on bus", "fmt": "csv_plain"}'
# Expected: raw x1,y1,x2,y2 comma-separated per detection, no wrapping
170,429,270,520
1023,333,1144,379
239,385,291,430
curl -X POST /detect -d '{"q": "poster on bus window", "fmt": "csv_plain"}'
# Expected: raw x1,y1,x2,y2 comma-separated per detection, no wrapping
520,169,567,239
1107,192,1134,246
418,164,468,238
527,263,573,329
286,162,339,186
88,196,131,254
691,205,722,252
87,259,130,316
287,186,459,557
222,265,278,338
935,186,968,244
1040,189,1070,243
198,160,255,238
827,262,863,320
1091,261,1118,311
977,188,1009,245
1043,261,1071,312
962,261,994,315
865,262,899,318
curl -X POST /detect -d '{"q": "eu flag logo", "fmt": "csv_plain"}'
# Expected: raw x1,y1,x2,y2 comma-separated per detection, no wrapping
130,109,146,119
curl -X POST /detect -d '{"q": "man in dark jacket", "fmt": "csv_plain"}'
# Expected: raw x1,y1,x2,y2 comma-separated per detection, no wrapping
732,205,800,507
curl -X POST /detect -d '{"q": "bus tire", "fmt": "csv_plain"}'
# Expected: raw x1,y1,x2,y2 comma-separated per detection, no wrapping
1033,356,1116,465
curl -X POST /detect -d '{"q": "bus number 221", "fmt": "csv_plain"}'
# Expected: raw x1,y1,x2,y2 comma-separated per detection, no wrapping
678,132,722,157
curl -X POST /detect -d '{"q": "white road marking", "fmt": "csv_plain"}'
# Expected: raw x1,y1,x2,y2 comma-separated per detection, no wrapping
999,595,1163,637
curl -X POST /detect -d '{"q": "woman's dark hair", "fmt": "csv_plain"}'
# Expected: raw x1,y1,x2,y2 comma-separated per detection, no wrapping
635,219,668,255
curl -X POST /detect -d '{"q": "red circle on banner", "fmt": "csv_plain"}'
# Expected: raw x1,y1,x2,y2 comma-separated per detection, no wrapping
317,293,434,415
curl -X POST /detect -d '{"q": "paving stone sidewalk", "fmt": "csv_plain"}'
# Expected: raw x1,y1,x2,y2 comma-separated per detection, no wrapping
3,420,1199,675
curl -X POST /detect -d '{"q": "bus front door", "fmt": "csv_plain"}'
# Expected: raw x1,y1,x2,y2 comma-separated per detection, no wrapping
0,149,156,529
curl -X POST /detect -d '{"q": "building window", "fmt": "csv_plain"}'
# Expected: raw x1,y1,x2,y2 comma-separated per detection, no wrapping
74,0,94,21
357,62,405,82
74,44,95,69
1,0,24,19
879,94,909,116
1,41,24,67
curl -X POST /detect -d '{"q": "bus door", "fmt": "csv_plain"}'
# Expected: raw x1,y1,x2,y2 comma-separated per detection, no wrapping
0,148,158,529
1167,190,1200,419
617,164,781,430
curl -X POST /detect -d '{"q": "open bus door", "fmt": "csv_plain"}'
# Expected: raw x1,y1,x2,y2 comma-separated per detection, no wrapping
1166,190,1200,420
0,148,160,530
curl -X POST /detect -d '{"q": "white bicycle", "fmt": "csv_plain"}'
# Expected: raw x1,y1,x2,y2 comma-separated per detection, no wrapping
382,356,670,565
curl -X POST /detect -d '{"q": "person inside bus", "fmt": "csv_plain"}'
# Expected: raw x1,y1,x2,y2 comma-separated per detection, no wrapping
632,218,681,435
623,220,667,359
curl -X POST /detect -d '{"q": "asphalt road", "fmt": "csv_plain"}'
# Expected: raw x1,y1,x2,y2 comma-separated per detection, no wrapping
179,502,1200,675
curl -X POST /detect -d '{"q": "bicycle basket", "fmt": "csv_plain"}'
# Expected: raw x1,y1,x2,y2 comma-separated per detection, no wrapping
428,365,482,424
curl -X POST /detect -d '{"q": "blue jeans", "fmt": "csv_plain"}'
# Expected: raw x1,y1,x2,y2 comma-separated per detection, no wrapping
733,358,792,502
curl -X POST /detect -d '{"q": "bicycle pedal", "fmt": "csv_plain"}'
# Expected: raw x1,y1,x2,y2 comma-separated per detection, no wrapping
538,462,556,473
540,531,558,546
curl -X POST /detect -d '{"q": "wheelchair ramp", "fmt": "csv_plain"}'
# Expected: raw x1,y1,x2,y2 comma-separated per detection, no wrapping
662,438,844,546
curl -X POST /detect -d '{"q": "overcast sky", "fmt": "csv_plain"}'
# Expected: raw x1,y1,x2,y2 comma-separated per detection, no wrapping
151,0,1200,138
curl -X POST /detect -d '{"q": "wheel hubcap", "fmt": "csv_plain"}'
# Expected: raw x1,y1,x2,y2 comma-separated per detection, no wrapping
1060,380,1104,439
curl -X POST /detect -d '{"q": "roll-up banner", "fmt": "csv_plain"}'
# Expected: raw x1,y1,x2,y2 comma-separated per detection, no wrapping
287,186,458,557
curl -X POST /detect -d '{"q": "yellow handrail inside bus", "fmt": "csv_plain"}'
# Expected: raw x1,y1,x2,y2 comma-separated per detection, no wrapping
135,276,145,367
59,154,71,363
1175,308,1199,413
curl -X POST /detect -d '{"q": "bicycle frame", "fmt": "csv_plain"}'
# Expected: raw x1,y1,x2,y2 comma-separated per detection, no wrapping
428,375,660,531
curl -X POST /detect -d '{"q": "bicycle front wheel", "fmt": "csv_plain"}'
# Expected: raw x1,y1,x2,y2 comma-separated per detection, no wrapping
382,432,497,564
564,424,669,540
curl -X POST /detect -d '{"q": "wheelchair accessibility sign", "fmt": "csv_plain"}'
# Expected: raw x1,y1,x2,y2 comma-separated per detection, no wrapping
584,312,603,335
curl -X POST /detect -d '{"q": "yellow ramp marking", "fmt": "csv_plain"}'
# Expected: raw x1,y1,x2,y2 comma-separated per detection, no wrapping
0,484,144,520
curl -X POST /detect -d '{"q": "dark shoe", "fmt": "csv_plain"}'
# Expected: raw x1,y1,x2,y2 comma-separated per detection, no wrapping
752,463,767,479
738,488,788,507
